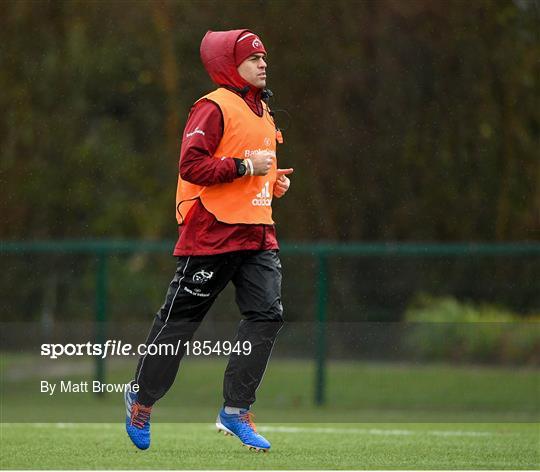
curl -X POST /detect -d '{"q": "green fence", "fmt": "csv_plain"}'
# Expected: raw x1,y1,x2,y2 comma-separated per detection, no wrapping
2,239,540,404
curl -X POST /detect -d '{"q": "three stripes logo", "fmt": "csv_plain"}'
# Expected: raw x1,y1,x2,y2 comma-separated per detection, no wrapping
252,181,272,206
125,388,134,418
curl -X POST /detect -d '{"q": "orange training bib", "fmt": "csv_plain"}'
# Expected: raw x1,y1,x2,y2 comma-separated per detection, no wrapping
176,88,278,225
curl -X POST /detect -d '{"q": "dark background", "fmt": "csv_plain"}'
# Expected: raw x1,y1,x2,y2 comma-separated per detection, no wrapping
2,0,539,242
1,1,539,338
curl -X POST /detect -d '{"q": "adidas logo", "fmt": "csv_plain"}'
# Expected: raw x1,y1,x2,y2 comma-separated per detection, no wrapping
252,182,272,206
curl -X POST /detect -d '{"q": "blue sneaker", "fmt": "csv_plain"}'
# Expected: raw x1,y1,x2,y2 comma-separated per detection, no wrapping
216,408,271,452
124,387,152,450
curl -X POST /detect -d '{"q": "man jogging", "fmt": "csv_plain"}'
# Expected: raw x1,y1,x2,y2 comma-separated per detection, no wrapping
124,29,292,453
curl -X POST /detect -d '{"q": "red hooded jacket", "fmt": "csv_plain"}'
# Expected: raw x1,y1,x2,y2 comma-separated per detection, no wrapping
173,30,278,256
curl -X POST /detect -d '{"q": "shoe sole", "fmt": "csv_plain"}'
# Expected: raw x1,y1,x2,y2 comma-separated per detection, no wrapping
215,421,269,453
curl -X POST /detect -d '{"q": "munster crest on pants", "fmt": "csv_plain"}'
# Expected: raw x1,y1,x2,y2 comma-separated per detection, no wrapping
193,269,214,283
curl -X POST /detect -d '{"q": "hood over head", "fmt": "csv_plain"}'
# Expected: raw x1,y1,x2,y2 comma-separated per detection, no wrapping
200,29,266,92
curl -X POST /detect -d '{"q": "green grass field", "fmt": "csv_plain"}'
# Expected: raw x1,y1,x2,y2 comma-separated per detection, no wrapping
1,357,539,469
2,422,539,469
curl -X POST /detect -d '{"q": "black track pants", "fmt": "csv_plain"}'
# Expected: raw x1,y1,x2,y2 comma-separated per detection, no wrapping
134,250,284,409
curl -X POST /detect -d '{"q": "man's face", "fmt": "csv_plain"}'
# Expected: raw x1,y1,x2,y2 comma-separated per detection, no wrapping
237,53,267,89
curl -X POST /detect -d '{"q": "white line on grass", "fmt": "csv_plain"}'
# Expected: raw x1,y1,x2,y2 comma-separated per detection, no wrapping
19,423,116,429
9,423,494,437
256,426,493,437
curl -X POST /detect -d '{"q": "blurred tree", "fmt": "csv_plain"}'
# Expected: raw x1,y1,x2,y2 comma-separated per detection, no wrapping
1,0,538,242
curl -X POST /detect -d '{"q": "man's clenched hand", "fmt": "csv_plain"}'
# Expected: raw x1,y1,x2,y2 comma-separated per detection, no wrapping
250,152,274,176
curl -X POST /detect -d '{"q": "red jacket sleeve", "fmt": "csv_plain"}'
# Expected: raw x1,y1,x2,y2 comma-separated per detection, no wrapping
179,99,238,186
